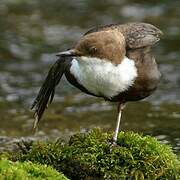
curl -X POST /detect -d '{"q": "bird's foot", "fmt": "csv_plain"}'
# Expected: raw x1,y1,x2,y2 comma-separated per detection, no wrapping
108,138,119,152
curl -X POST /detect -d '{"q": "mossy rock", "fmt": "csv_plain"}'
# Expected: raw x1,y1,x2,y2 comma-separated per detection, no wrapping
13,129,180,179
0,158,68,180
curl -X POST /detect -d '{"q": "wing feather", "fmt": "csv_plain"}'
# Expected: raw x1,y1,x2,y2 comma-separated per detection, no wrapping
84,22,163,49
31,57,71,129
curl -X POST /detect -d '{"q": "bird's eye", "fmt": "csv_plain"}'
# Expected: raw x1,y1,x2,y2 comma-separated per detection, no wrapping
89,46,97,54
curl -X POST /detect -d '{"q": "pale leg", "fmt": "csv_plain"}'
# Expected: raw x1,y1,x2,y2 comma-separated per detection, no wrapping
112,103,125,143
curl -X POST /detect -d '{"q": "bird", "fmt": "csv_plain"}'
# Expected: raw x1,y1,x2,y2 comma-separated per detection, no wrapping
31,22,162,144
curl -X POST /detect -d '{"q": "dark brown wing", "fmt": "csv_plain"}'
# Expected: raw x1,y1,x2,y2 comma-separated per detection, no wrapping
31,56,72,129
84,22,163,49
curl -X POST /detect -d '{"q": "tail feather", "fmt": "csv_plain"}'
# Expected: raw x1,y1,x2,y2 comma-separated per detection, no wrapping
31,57,70,130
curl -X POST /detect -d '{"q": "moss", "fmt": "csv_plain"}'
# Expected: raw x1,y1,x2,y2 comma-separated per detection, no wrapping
0,158,68,180
13,129,180,179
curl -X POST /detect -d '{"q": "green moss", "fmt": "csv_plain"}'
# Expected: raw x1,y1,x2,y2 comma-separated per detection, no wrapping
13,129,180,179
0,158,68,180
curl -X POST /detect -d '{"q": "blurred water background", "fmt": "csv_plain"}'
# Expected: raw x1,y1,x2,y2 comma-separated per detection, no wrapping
0,0,179,154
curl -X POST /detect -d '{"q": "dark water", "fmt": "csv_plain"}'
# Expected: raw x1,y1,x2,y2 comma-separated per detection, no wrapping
0,0,179,154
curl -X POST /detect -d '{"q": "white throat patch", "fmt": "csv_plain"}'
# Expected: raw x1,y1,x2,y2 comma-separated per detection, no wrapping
70,56,137,98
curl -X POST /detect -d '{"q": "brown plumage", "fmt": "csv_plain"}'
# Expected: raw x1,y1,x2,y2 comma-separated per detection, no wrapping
31,22,162,142
85,22,163,49
74,30,126,64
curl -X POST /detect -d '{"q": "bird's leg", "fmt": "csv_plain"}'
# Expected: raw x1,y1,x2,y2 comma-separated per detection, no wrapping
112,102,126,144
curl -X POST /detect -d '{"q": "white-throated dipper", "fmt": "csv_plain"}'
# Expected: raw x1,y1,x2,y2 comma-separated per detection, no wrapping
31,22,162,143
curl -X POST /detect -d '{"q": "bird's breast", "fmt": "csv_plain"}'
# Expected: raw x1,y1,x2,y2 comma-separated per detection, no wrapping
69,56,137,99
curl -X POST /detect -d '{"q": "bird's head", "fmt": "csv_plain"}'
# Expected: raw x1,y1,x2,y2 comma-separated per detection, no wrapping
56,30,126,64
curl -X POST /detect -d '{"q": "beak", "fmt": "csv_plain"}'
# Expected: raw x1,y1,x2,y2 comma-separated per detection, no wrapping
56,49,81,57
